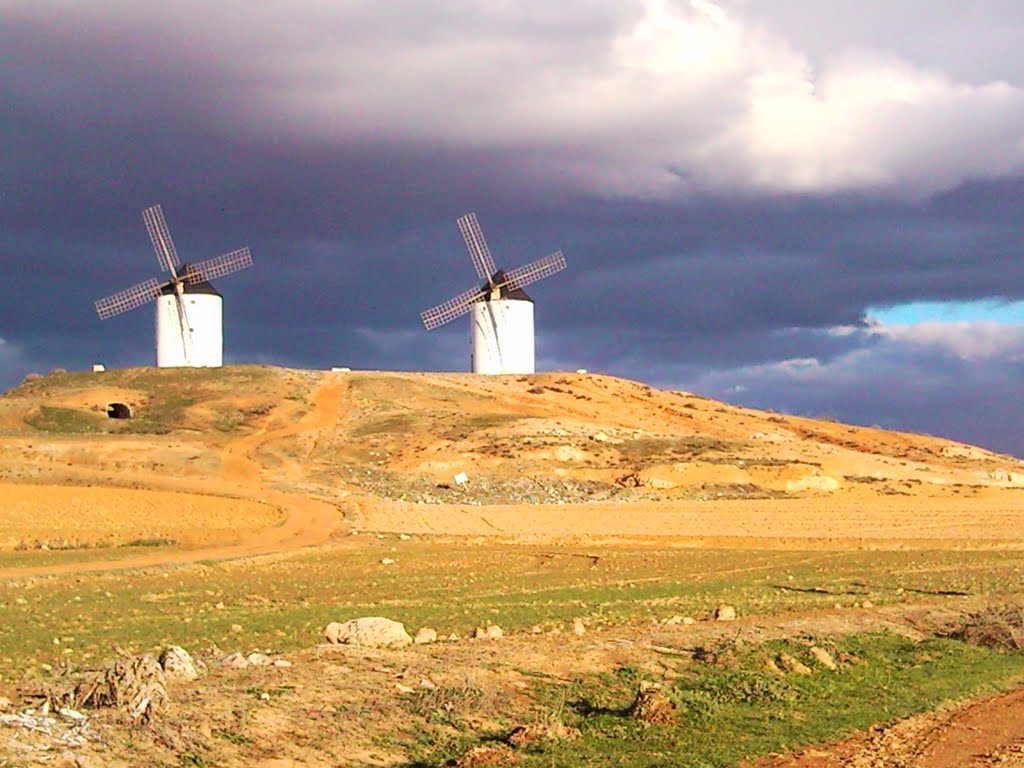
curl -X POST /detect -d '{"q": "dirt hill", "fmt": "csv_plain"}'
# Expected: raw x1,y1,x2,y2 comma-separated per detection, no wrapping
2,365,1020,509
0,364,1019,552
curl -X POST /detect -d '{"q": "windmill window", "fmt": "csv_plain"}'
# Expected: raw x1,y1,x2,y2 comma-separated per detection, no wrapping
107,403,132,419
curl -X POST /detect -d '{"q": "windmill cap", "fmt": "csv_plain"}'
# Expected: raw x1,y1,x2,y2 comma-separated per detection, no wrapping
160,263,222,297
484,269,533,302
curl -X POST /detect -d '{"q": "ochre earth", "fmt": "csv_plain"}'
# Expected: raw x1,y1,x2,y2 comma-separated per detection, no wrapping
3,365,1024,765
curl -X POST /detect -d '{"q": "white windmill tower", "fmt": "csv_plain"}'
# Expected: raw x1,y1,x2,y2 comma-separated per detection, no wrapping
94,204,253,368
421,213,567,374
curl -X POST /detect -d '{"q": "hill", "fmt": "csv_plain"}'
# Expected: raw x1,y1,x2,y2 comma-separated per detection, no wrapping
1,365,1020,508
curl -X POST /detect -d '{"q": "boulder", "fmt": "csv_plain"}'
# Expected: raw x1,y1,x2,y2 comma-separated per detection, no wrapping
714,604,737,621
246,653,273,667
158,646,204,682
221,652,249,669
572,619,586,636
323,617,413,648
474,624,504,640
414,627,438,645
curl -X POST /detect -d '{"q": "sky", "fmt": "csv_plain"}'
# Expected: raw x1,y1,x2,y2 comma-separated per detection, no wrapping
2,0,1024,455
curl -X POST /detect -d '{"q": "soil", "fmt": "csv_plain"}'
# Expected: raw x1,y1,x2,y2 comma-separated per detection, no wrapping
3,366,1024,764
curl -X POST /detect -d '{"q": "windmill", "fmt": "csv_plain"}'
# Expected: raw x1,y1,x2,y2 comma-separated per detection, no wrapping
95,204,252,368
421,212,566,374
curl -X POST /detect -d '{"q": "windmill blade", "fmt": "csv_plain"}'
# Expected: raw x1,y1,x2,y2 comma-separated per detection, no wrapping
142,204,180,273
457,213,497,281
95,277,162,320
183,247,253,284
421,285,486,330
173,291,194,364
499,251,566,292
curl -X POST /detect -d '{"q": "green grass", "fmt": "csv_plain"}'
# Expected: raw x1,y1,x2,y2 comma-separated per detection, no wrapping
5,365,308,437
447,634,1024,768
3,543,1024,682
24,406,105,434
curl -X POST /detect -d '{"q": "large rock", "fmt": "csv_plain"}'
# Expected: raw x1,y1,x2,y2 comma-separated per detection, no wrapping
714,604,737,621
324,617,413,648
158,646,204,681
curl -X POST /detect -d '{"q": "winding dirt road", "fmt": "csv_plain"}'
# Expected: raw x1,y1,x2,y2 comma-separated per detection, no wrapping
758,687,1024,767
0,376,348,578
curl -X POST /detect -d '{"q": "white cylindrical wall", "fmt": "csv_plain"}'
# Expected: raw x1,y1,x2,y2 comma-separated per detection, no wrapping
470,299,534,374
155,293,223,368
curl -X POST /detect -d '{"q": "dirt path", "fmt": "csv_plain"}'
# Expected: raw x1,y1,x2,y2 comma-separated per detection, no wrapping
757,686,1024,767
353,496,1024,547
0,377,348,578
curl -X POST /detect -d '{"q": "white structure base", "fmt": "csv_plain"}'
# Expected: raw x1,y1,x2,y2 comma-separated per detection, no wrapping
470,299,534,374
155,293,223,368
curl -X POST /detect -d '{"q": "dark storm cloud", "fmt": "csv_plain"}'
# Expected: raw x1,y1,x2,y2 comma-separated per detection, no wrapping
2,1,1024,455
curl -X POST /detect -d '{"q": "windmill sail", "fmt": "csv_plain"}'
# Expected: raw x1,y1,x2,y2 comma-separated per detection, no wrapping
421,285,486,330
183,247,253,284
500,251,566,292
95,277,162,319
142,204,180,274
458,213,497,282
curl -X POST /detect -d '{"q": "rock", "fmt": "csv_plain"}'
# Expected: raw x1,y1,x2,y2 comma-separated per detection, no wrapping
778,653,813,675
572,618,586,636
399,534,411,541
530,625,543,634
273,659,293,668
447,633,461,642
419,678,437,690
395,683,416,694
0,696,11,711
682,616,695,625
323,617,413,648
380,558,396,565
230,624,243,633
628,681,676,724
259,691,271,700
453,472,469,485
158,646,203,681
809,646,837,670
764,657,784,675
221,652,249,669
591,431,610,443
414,627,438,645
714,604,737,621
475,624,504,640
246,653,273,667
861,600,874,609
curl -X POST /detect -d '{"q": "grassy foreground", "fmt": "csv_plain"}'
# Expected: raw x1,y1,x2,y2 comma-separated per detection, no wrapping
406,633,1024,768
3,540,1024,680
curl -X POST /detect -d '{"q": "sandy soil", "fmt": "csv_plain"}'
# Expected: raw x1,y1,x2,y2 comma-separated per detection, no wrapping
5,367,1024,764
351,495,1024,546
0,483,279,549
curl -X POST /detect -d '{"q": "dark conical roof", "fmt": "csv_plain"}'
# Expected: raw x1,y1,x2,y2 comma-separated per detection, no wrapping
482,269,533,302
160,263,222,297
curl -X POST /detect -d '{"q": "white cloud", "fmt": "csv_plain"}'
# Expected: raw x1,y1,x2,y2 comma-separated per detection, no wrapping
8,0,1024,198
877,321,1024,361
